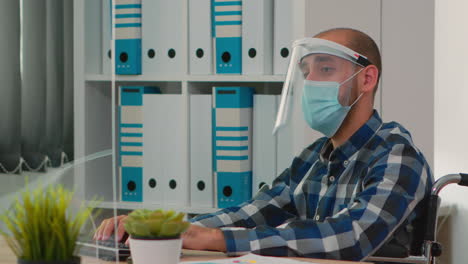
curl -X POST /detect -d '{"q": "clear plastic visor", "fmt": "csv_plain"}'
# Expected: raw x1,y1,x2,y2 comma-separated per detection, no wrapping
301,53,361,106
300,53,359,83
273,38,366,134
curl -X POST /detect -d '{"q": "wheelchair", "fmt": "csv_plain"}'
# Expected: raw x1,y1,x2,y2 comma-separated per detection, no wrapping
366,173,468,264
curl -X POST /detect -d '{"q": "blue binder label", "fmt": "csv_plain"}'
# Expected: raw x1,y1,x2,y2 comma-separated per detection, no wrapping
217,172,252,208
119,86,160,202
115,39,142,75
114,1,142,75
212,0,243,74
121,167,143,202
213,87,254,208
120,86,144,202
215,37,242,74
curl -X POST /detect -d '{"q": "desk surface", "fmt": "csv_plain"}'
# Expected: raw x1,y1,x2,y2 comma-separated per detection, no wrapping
0,238,368,264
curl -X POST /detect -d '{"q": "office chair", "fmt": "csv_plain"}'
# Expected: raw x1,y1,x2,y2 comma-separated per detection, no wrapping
366,173,468,264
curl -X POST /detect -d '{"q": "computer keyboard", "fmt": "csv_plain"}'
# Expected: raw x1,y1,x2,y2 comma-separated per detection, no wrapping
78,238,131,261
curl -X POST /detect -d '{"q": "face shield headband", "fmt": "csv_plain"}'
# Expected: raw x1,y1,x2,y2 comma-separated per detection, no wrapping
272,37,372,135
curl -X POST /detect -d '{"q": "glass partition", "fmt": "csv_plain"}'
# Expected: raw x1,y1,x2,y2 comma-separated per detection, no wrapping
0,0,117,263
75,0,122,262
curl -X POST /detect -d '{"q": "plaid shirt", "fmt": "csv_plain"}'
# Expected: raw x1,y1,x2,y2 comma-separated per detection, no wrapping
190,111,433,261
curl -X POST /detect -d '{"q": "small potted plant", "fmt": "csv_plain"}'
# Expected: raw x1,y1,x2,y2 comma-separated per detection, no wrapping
0,184,98,264
124,209,190,264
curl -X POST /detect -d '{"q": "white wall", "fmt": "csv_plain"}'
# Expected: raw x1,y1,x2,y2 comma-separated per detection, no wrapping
302,0,436,170
301,1,468,262
300,0,382,156
435,0,468,263
381,0,435,168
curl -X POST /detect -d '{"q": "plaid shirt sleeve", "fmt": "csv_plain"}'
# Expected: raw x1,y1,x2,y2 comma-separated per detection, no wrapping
190,168,299,229
191,142,430,261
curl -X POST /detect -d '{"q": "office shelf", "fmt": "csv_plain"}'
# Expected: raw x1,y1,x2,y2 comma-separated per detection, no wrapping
74,0,305,214
74,0,439,215
93,201,219,215
85,74,285,83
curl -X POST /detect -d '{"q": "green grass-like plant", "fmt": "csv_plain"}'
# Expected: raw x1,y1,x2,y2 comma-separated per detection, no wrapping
0,184,98,261
124,209,190,239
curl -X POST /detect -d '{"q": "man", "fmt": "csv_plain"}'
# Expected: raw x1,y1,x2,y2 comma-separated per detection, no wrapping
95,28,433,261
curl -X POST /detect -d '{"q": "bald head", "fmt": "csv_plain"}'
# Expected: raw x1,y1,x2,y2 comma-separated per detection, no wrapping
315,28,382,82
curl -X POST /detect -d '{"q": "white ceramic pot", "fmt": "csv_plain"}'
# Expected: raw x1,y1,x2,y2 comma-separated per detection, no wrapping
129,237,182,264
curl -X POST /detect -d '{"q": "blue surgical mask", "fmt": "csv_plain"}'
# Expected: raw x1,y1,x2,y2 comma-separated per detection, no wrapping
301,71,363,137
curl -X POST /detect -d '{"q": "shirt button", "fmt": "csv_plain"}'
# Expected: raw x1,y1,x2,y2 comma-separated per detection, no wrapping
343,160,349,167
315,215,320,221
329,176,335,182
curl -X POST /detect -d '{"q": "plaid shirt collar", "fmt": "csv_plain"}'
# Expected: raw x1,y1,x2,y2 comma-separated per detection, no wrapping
319,110,383,163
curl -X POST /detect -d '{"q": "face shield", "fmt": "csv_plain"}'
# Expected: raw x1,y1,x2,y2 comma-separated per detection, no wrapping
273,38,371,137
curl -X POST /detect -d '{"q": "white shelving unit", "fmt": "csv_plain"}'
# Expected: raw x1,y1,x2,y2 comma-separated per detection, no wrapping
85,74,286,83
72,0,464,260
73,0,306,213
96,201,219,215
75,0,435,215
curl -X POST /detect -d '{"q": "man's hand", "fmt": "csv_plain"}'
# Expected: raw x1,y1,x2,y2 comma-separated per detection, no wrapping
93,215,128,243
182,224,227,252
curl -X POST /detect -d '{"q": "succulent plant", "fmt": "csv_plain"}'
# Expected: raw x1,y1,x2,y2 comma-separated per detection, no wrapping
124,209,190,239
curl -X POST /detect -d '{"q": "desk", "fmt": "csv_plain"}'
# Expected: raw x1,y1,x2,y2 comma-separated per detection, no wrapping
0,238,368,264
180,250,369,264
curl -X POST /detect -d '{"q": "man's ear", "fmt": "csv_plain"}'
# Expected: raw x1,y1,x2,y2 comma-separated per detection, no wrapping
359,65,379,94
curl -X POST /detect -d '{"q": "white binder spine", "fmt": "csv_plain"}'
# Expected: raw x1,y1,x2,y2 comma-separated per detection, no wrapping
242,0,273,75
252,95,277,195
160,95,188,206
190,95,214,207
273,0,293,75
142,94,164,203
142,0,184,75
276,95,294,174
188,0,213,75
102,0,111,75
143,94,188,206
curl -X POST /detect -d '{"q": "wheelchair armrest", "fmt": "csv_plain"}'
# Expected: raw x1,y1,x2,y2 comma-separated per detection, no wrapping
459,173,468,186
373,243,409,258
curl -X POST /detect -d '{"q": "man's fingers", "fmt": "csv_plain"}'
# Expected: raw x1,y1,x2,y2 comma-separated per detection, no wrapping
102,218,117,241
99,215,127,240
117,219,127,241
94,219,108,240
93,224,99,240
93,215,130,241
96,220,108,240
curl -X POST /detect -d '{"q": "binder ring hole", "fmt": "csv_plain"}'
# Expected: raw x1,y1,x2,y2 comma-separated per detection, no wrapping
149,178,157,188
196,48,204,58
169,179,177,189
248,48,257,58
223,186,232,197
168,49,176,58
221,52,231,63
108,49,112,59
148,49,155,58
197,181,205,191
119,52,128,63
127,181,136,191
280,48,289,58
259,182,266,189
